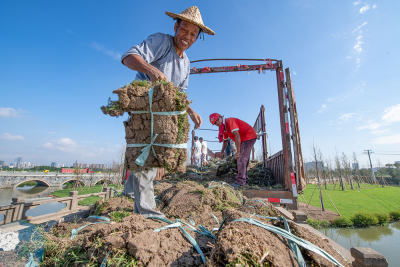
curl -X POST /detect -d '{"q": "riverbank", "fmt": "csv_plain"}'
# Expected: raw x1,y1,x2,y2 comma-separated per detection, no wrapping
299,184,400,228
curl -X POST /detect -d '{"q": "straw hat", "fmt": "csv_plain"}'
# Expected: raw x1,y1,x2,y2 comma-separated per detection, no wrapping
166,6,215,35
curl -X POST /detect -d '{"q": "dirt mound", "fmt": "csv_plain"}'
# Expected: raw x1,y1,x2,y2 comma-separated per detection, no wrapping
38,181,349,266
289,222,349,266
211,209,299,266
158,181,243,228
101,80,190,172
83,214,214,266
90,196,134,216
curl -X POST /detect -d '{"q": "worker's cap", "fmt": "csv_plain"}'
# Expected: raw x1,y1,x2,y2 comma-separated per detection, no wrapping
209,113,221,125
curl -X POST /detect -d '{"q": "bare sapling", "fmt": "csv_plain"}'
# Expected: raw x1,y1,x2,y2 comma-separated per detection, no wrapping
312,143,324,211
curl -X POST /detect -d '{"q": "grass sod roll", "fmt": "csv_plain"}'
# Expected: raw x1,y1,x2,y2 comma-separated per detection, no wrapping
101,80,190,172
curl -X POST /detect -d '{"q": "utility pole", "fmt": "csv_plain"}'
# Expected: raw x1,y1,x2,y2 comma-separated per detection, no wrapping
364,149,376,184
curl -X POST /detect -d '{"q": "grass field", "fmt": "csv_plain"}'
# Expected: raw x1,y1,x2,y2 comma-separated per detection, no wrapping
52,184,122,205
299,183,400,218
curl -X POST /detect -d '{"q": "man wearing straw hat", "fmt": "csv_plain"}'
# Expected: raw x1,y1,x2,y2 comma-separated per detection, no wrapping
121,6,215,217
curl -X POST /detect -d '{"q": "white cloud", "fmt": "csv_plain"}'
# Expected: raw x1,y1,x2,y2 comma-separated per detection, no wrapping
339,113,357,122
43,142,54,148
326,81,366,105
374,134,400,145
382,104,400,123
317,104,327,113
353,35,363,53
353,1,361,6
90,42,121,61
372,4,377,9
42,137,78,153
359,4,371,14
371,129,389,135
1,133,24,141
0,107,19,117
357,120,381,131
352,22,368,34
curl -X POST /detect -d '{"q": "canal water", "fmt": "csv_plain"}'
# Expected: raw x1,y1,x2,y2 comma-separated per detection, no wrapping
0,186,66,221
320,222,400,266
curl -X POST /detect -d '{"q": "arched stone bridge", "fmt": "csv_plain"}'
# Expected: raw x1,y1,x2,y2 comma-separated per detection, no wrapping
0,172,121,189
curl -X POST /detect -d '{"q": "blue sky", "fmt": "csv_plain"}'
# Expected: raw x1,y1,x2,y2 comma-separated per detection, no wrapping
1,0,399,167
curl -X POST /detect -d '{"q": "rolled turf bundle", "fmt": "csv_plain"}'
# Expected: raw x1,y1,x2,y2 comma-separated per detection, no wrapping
101,80,190,172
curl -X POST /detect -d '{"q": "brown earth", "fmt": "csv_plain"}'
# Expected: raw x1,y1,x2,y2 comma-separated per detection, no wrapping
289,221,350,267
39,180,349,266
0,251,25,267
211,209,300,267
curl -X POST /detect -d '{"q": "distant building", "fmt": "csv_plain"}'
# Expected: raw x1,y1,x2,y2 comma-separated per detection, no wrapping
51,162,57,168
20,162,32,169
16,157,22,168
0,160,4,167
304,161,324,171
90,163,107,169
352,163,359,170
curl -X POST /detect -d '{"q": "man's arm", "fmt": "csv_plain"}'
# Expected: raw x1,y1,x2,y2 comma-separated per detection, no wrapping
187,106,202,129
215,139,228,159
122,54,167,82
233,131,241,159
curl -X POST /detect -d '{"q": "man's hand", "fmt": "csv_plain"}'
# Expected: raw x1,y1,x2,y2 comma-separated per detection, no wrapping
149,69,168,82
187,106,202,129
122,54,168,83
215,152,224,159
234,151,240,159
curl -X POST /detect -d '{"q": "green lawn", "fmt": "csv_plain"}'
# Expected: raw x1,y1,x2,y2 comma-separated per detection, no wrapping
51,185,104,197
78,195,102,206
51,184,123,198
299,183,400,218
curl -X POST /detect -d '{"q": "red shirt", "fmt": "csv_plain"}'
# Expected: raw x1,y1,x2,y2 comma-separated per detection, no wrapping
220,117,257,143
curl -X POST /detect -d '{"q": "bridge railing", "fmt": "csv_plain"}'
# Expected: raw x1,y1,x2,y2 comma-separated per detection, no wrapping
0,187,114,225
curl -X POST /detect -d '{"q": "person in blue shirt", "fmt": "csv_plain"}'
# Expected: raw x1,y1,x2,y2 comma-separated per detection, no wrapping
121,6,215,217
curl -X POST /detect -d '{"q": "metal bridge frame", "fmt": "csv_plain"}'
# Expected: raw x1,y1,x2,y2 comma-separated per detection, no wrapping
190,58,305,209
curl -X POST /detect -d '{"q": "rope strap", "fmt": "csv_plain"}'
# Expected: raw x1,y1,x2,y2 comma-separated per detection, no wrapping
25,253,39,267
126,87,187,166
231,217,343,267
70,216,110,240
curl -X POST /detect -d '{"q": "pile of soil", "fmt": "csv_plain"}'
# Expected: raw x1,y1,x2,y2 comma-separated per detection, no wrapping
101,80,190,172
157,181,243,228
38,181,349,266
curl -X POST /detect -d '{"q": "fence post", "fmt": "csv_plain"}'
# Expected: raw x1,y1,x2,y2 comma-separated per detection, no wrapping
11,197,25,222
69,191,78,210
103,187,109,200
108,187,113,199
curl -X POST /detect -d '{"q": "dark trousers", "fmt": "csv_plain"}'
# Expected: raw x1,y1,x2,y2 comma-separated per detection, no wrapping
235,138,256,185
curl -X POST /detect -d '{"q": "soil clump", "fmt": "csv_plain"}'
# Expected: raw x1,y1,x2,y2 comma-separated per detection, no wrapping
101,80,190,172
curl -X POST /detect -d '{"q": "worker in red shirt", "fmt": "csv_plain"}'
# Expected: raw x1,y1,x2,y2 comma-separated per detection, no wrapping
210,113,257,187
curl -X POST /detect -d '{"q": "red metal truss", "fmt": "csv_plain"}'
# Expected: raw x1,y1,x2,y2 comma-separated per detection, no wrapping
190,58,277,74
